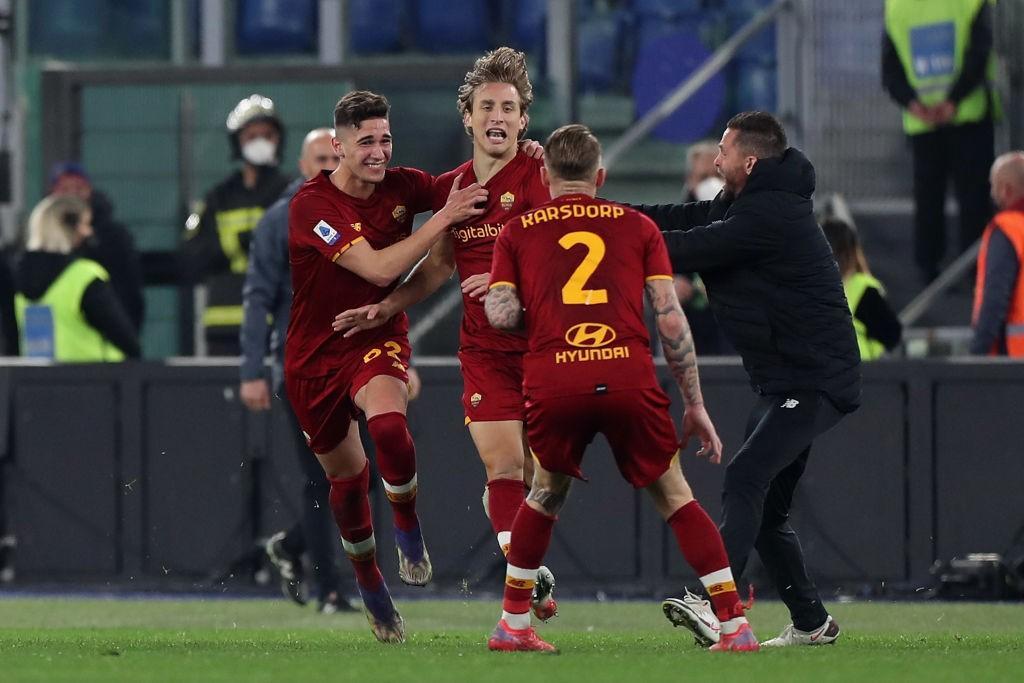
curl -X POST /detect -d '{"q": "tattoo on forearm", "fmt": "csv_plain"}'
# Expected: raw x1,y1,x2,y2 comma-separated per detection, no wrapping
484,284,524,331
646,281,703,406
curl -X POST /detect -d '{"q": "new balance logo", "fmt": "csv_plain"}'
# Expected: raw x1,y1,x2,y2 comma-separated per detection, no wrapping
781,399,799,409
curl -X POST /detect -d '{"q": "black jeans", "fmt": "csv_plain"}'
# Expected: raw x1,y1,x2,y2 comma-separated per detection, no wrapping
910,119,994,281
720,391,845,631
280,397,343,601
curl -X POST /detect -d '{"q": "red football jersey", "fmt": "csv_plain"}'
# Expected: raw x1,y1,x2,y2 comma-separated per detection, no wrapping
286,168,433,379
489,193,674,399
432,151,550,352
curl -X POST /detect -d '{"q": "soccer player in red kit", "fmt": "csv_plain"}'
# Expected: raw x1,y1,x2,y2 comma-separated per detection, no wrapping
332,48,557,619
484,125,758,653
286,90,487,643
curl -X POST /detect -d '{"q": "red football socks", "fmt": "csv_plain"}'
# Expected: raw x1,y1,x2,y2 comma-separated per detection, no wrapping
367,411,420,532
328,461,383,592
502,503,556,616
668,500,744,621
486,478,526,555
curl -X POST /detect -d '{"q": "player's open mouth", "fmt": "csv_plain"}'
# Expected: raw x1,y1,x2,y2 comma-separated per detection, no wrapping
486,129,507,142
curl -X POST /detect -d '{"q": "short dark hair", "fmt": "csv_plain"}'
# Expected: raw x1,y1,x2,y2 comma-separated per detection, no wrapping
334,90,390,130
544,124,602,181
726,111,787,159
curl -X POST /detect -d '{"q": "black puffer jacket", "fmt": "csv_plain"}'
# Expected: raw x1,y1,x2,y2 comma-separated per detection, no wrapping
635,148,861,412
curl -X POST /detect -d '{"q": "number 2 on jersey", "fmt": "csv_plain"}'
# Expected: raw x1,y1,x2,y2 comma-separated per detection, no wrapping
558,231,608,305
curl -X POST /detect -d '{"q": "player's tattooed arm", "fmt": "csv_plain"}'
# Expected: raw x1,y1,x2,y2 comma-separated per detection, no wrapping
485,284,524,332
645,278,703,406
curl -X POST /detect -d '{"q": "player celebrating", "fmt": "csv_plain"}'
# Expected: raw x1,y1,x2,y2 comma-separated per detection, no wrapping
484,125,758,653
332,48,557,619
286,90,487,643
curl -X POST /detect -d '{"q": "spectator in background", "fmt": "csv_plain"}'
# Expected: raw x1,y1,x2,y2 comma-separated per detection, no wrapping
14,195,139,361
675,141,731,355
684,140,725,203
240,127,358,614
971,151,1024,356
48,161,145,333
822,217,903,360
182,94,291,355
882,0,998,285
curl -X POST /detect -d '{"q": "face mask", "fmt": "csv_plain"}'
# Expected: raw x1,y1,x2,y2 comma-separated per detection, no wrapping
241,137,278,166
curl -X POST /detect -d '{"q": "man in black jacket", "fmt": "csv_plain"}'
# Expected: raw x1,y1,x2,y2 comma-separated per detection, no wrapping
636,112,861,648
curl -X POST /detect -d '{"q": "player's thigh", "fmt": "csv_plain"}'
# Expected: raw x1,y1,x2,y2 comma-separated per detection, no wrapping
350,335,412,419
286,372,360,457
468,419,527,478
313,418,368,479
523,394,595,483
459,348,526,423
601,388,681,489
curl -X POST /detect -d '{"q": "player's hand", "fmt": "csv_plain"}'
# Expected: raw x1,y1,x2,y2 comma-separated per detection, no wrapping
461,272,491,299
240,378,271,412
333,302,393,337
519,139,544,159
681,403,723,464
441,173,488,223
406,366,422,401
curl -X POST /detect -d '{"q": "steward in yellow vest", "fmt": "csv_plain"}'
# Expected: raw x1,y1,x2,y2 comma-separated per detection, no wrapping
14,195,139,361
882,0,998,284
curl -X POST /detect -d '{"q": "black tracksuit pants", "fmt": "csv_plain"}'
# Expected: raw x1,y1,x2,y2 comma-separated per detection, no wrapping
720,390,845,632
280,397,343,602
910,119,994,281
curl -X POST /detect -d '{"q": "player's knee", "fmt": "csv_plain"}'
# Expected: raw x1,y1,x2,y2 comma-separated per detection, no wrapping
723,458,767,492
367,411,413,456
527,484,568,516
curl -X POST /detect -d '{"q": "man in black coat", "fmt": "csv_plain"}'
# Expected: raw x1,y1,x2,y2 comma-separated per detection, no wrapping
636,112,861,648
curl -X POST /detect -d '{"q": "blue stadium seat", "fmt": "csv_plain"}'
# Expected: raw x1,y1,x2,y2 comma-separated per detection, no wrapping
729,2,777,64
510,0,547,54
348,0,404,55
631,28,726,143
414,0,491,53
236,0,317,55
577,14,624,93
734,62,777,113
632,0,706,20
28,0,105,58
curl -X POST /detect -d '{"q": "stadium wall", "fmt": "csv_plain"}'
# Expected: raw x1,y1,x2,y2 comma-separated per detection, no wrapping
1,359,1021,595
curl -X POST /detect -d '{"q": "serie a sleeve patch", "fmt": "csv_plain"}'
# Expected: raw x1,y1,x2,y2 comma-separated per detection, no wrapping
314,220,340,246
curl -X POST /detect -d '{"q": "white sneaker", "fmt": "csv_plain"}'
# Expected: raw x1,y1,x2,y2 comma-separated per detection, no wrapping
662,588,721,646
761,615,840,647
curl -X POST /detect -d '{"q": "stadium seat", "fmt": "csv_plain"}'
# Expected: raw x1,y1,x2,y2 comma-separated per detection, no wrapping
236,0,317,55
734,61,777,113
729,2,777,65
577,14,625,93
414,0,492,53
630,28,726,143
348,0,405,55
509,0,547,54
632,0,706,21
28,0,105,58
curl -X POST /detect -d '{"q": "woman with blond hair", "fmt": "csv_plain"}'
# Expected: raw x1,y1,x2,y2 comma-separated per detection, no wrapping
821,217,902,360
14,194,139,360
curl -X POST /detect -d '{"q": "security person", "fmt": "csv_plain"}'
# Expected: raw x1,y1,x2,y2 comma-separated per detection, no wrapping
182,94,291,355
14,195,139,361
972,151,1024,356
882,0,999,284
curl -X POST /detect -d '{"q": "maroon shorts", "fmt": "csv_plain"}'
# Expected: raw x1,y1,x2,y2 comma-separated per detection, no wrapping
458,347,525,424
524,387,680,488
286,335,411,453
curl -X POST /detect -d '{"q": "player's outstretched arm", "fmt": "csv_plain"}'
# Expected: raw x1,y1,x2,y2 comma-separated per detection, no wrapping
645,278,723,463
333,235,456,337
335,174,486,288
484,284,523,332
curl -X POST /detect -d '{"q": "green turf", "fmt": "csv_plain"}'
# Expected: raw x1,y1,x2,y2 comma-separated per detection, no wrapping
1,597,1022,682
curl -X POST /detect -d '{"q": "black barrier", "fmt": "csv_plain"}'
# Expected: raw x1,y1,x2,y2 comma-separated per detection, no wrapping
1,358,1022,595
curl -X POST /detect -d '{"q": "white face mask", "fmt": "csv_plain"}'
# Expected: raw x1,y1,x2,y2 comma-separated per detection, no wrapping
241,137,278,166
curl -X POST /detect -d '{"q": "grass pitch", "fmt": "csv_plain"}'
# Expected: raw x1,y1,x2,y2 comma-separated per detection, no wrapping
1,597,1022,682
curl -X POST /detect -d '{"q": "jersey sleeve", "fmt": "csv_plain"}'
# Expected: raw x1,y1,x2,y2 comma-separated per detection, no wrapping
289,191,364,262
640,214,674,281
489,219,520,290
